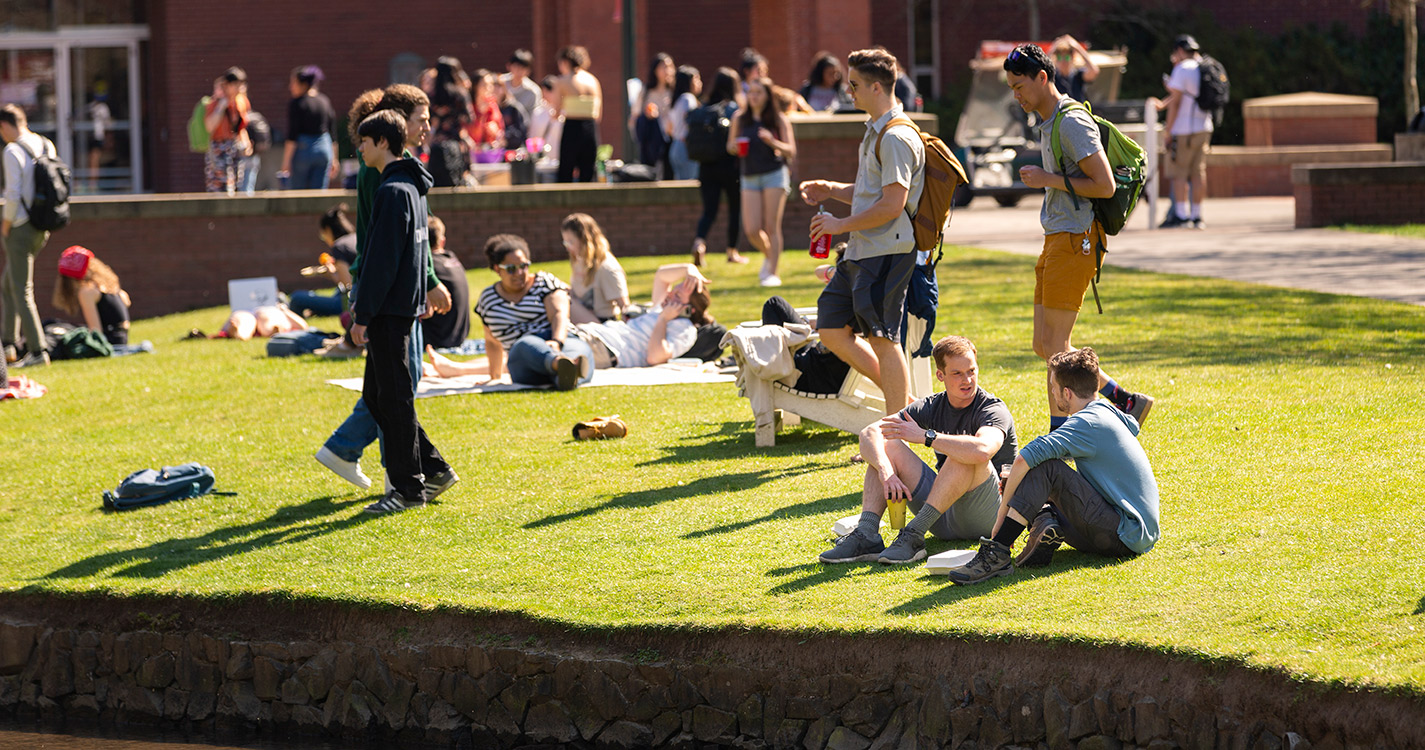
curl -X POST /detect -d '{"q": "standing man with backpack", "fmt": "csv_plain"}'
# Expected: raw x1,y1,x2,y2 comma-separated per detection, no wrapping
1157,35,1217,229
2,103,68,368
1003,44,1153,432
799,48,925,416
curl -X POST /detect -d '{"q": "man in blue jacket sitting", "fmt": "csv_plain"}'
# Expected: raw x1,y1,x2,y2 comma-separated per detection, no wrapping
949,346,1160,584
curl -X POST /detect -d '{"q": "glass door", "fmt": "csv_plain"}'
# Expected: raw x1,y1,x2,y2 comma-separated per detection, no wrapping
0,48,61,148
68,45,136,193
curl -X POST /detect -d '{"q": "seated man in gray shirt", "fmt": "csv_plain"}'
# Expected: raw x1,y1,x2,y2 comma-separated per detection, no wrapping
821,336,1017,565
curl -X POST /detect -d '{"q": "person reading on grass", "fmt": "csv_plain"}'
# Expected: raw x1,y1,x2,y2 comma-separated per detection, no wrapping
348,109,457,515
948,347,1159,585
820,336,1018,566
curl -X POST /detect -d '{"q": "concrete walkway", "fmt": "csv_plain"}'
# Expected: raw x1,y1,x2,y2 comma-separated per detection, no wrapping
949,195,1425,306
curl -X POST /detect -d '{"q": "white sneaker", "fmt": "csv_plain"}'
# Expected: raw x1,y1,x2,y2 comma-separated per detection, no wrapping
759,274,783,287
315,446,373,490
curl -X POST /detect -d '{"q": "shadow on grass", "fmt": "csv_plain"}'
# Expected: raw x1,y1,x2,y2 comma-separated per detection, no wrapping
1415,595,1425,616
764,561,890,596
636,420,856,467
43,496,371,581
683,491,857,540
524,461,840,530
885,550,1124,616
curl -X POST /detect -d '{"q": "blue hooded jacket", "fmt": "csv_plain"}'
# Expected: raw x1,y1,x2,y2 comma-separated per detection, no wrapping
351,157,434,326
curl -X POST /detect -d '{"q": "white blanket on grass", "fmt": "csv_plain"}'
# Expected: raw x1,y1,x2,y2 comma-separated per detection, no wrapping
326,362,734,398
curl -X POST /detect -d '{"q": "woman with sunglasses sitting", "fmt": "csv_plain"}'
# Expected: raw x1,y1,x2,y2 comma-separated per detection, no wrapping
467,233,594,390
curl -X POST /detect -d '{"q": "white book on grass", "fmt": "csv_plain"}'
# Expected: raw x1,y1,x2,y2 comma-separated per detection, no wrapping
925,549,978,575
831,514,886,538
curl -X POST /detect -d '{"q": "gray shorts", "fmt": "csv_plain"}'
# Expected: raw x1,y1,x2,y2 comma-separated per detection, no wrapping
816,253,915,342
907,458,1000,540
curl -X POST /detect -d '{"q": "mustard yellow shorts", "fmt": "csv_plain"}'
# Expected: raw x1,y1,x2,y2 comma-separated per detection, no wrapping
1034,222,1105,312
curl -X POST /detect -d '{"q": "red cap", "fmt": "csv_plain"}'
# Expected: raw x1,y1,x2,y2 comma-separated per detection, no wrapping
58,246,94,279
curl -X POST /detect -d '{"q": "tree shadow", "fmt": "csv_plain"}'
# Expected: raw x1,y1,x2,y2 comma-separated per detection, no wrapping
635,420,857,467
1415,595,1425,616
523,461,840,530
885,550,1126,616
682,492,857,540
764,561,885,596
43,496,372,581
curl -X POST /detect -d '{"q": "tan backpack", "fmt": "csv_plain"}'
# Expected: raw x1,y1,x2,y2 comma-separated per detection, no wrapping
875,116,969,262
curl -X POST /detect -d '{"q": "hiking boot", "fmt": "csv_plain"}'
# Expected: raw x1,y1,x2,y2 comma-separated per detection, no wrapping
315,446,373,490
819,528,885,564
1015,512,1066,568
363,490,424,514
423,468,460,502
947,537,1014,585
12,350,49,369
1158,211,1187,229
1127,391,1155,426
877,530,927,565
553,354,587,391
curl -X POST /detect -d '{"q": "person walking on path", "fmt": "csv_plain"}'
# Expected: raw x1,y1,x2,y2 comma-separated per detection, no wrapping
1002,43,1153,432
1156,35,1213,229
690,67,750,267
731,77,796,287
348,110,456,514
1,104,60,368
799,48,924,415
820,336,1018,566
949,347,1159,584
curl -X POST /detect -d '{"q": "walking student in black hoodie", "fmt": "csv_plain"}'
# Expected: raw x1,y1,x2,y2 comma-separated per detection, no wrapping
349,110,457,514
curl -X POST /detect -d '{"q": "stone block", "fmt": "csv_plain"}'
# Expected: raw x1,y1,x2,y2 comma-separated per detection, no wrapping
567,691,608,741
356,653,395,703
693,704,738,742
1078,735,1124,750
842,692,896,738
828,674,863,708
518,650,556,677
672,671,703,710
804,716,837,750
1093,691,1116,738
1044,685,1072,750
295,652,334,702
651,710,683,746
218,681,264,722
72,647,97,694
269,699,291,726
1148,740,1179,750
225,645,253,681
0,623,39,676
136,653,176,690
332,649,356,687
1012,689,1045,744
787,696,831,720
596,658,633,683
483,697,520,740
586,669,631,720
772,719,808,750
738,693,765,738
164,687,189,720
252,656,283,700
252,641,289,661
121,682,165,718
501,674,553,718
599,719,655,750
427,644,465,669
638,663,673,687
629,682,671,721
525,699,580,744
492,647,524,673
1135,696,1170,745
64,693,100,719
291,704,324,727
978,711,1009,749
384,678,414,731
466,644,491,678
280,676,310,705
826,726,872,750
868,706,907,750
0,675,19,706
40,651,75,698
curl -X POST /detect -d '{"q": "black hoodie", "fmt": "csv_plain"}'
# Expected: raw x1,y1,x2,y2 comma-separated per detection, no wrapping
351,157,434,326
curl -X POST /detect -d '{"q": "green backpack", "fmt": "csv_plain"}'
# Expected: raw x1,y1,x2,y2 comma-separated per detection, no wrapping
1049,101,1146,312
187,96,211,154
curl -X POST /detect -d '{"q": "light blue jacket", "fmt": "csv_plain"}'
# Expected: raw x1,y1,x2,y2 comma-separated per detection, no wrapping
1019,401,1160,553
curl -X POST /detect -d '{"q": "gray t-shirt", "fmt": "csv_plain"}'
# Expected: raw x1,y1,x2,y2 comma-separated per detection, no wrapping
847,107,924,261
900,387,1017,472
1037,97,1102,235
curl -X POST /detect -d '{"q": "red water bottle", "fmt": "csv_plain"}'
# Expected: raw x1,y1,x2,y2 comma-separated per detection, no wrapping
810,205,832,259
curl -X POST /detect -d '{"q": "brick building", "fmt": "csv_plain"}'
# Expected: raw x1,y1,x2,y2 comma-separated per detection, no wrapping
0,0,1399,194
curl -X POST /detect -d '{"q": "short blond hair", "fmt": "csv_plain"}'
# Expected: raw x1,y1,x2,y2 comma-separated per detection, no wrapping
847,48,898,89
931,335,977,370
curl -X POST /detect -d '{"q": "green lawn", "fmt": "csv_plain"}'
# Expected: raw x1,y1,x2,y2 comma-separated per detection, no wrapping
1336,223,1425,239
3,248,1423,694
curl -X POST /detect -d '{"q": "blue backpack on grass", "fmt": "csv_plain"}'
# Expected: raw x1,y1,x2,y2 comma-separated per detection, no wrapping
102,463,233,511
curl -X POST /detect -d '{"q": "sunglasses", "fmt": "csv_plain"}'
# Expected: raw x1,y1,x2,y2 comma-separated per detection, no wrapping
498,262,530,273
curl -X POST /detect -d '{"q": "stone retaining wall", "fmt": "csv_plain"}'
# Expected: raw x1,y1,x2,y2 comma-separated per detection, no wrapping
1292,162,1425,228
1,597,1420,750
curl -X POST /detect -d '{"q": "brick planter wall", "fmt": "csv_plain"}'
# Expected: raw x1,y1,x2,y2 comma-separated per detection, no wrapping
1292,162,1425,228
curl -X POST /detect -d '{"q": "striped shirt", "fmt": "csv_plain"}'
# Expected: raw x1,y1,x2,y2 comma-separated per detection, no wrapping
475,271,569,349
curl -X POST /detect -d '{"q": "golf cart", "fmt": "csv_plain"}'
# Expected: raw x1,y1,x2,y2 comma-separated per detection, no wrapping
953,41,1128,207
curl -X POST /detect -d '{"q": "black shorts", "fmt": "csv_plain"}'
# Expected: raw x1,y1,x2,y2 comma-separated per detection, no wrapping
816,253,915,342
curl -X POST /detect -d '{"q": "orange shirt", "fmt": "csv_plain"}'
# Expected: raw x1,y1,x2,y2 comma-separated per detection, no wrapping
206,93,250,142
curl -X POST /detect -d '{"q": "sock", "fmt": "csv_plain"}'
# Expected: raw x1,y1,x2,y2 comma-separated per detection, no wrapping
1099,378,1131,411
855,511,881,539
1049,415,1067,432
1190,204,1202,220
992,518,1025,548
905,504,942,537
1175,200,1190,219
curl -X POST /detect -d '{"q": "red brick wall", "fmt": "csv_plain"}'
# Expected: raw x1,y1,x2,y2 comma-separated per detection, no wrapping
1292,164,1425,227
1245,117,1378,147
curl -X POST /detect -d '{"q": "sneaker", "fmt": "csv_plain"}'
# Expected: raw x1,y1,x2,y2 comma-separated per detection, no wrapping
1015,512,1065,568
553,354,587,391
423,468,460,501
315,446,373,490
1190,218,1206,230
946,537,1014,585
759,274,783,287
1127,391,1155,426
363,490,424,514
877,530,927,565
12,350,49,369
1158,211,1187,229
818,528,885,564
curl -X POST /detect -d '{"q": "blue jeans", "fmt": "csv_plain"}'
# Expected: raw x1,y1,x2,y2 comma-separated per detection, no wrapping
239,154,259,194
506,330,595,386
669,140,698,180
323,320,424,463
290,288,344,318
290,133,333,190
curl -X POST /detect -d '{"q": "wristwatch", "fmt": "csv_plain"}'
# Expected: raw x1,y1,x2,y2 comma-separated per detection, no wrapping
923,429,936,447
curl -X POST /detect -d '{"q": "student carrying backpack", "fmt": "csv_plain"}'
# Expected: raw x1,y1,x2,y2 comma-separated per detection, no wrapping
15,136,72,232
873,116,970,264
1195,54,1230,126
1050,101,1146,312
684,100,737,163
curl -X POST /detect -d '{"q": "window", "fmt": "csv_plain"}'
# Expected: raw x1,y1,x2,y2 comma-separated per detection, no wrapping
907,0,939,98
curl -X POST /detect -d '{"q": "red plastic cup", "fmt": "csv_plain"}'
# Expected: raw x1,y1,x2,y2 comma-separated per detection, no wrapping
735,137,750,157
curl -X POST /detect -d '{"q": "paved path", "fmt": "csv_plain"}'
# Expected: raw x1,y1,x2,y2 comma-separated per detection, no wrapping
949,196,1425,306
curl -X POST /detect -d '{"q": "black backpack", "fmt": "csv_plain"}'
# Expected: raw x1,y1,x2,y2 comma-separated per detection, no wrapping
685,101,734,163
1196,55,1230,121
16,137,71,232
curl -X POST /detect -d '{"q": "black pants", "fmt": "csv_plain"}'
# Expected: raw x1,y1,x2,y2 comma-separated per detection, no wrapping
696,157,741,249
761,296,851,395
362,315,448,500
1007,459,1135,558
558,119,598,183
